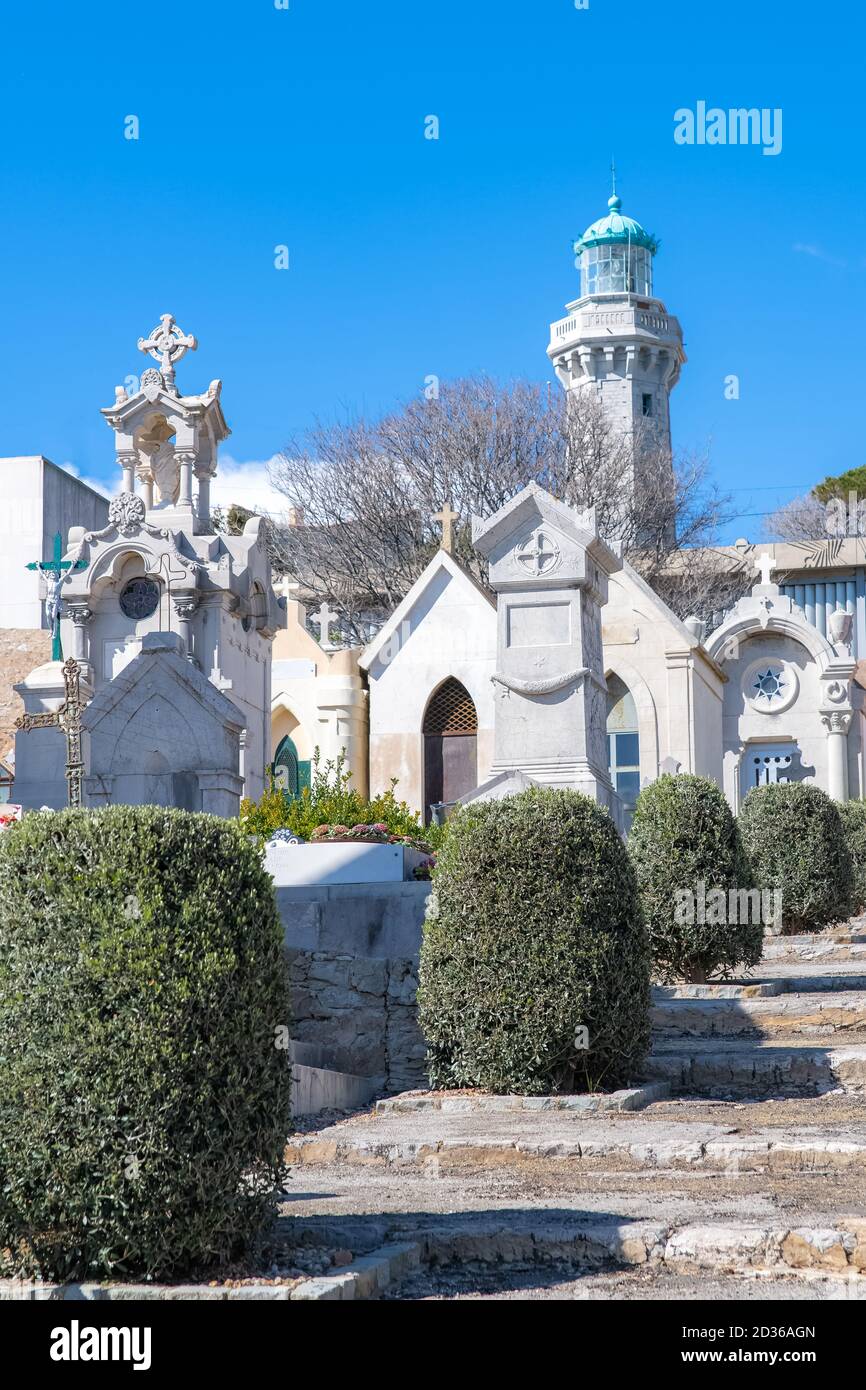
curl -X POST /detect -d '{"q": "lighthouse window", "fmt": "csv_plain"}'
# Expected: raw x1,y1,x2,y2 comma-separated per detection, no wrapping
642,393,654,417
581,243,653,298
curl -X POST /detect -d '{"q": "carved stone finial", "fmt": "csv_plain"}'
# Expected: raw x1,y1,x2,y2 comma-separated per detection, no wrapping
137,314,197,391
108,492,147,536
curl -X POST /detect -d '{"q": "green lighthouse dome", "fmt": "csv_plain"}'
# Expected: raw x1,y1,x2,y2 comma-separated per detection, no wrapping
574,194,659,255
573,186,659,298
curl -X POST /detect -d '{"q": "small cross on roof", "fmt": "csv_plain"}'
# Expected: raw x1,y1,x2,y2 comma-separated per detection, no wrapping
432,502,459,555
754,551,776,586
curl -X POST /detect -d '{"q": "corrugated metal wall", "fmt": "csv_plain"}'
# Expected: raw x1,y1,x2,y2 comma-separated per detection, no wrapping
780,570,866,657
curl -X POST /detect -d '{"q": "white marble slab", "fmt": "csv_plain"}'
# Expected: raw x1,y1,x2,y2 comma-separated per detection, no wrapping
264,840,429,886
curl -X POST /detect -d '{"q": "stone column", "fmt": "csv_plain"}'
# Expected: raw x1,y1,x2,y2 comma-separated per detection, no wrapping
117,450,137,495
176,451,195,509
173,594,198,662
68,606,93,665
196,470,211,527
822,710,851,801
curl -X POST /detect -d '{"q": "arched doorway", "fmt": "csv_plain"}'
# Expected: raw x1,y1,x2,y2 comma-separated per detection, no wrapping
423,678,478,822
606,673,640,829
273,734,311,800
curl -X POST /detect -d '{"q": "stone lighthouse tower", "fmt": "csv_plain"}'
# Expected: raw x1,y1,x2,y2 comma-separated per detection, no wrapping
547,176,685,519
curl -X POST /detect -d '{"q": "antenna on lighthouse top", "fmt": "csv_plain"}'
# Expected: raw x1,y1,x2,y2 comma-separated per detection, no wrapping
610,157,617,198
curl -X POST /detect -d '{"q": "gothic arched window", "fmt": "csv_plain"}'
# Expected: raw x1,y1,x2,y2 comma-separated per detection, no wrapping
273,735,311,801
422,678,478,823
606,673,640,828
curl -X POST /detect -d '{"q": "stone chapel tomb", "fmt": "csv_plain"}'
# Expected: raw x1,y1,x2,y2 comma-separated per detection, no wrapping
13,315,284,812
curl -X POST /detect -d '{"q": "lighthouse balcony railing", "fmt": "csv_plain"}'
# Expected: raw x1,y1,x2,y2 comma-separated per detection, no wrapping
551,307,673,343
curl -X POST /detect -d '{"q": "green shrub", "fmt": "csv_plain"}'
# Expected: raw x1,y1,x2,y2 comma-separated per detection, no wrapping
738,782,854,932
0,806,292,1283
240,750,424,842
837,800,866,914
628,774,762,983
417,788,650,1094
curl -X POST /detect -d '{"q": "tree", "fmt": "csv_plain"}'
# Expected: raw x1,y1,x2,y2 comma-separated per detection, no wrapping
268,376,736,641
764,492,828,542
764,464,866,542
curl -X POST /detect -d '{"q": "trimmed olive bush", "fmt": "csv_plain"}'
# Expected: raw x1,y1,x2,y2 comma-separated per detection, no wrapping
417,788,650,1095
836,800,866,914
628,774,762,983
0,806,292,1283
738,782,854,932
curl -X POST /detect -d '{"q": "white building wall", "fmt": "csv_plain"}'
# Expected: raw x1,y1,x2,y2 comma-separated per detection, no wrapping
0,457,109,629
364,564,497,818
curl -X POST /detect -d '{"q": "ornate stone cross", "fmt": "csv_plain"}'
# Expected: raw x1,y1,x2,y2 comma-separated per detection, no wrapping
27,532,87,661
754,551,776,586
310,600,340,649
137,313,197,390
517,529,559,576
15,657,87,809
432,502,458,555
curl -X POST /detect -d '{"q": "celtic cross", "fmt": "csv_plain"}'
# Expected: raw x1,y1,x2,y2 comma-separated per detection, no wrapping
517,529,559,576
137,314,197,390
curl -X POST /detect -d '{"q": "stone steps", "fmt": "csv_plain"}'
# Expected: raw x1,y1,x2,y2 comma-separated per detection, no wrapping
286,1207,866,1285
645,1039,866,1095
285,917,866,1296
760,939,866,963
651,992,866,1038
657,973,866,998
408,1217,866,1279
286,1122,866,1173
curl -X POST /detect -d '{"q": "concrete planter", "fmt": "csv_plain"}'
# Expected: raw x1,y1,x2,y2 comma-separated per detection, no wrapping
265,840,429,886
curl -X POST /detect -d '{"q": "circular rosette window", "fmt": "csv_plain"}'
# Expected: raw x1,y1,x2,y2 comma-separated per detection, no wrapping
120,576,161,620
742,656,799,714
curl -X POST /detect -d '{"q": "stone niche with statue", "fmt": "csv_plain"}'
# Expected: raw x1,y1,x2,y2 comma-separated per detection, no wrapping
13,315,285,813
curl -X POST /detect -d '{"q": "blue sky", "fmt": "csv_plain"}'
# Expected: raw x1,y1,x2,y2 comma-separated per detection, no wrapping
0,0,862,540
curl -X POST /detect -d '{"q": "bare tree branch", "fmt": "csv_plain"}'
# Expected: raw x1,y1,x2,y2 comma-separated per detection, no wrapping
268,376,737,640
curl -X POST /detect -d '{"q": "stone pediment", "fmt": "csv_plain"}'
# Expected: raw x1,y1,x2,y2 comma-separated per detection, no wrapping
62,494,201,595
471,483,621,594
101,379,228,440
359,548,495,674
82,632,244,735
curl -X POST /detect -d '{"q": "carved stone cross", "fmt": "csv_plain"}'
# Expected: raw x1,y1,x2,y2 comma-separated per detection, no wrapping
754,551,776,586
517,529,559,576
137,314,197,389
432,502,458,555
310,600,340,649
15,657,86,808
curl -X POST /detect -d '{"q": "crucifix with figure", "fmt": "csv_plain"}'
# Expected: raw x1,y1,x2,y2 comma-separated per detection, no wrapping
432,502,459,555
15,657,87,809
27,532,87,660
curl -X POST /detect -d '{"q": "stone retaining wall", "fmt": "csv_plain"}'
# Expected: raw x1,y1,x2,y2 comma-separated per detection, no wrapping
280,882,431,1093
